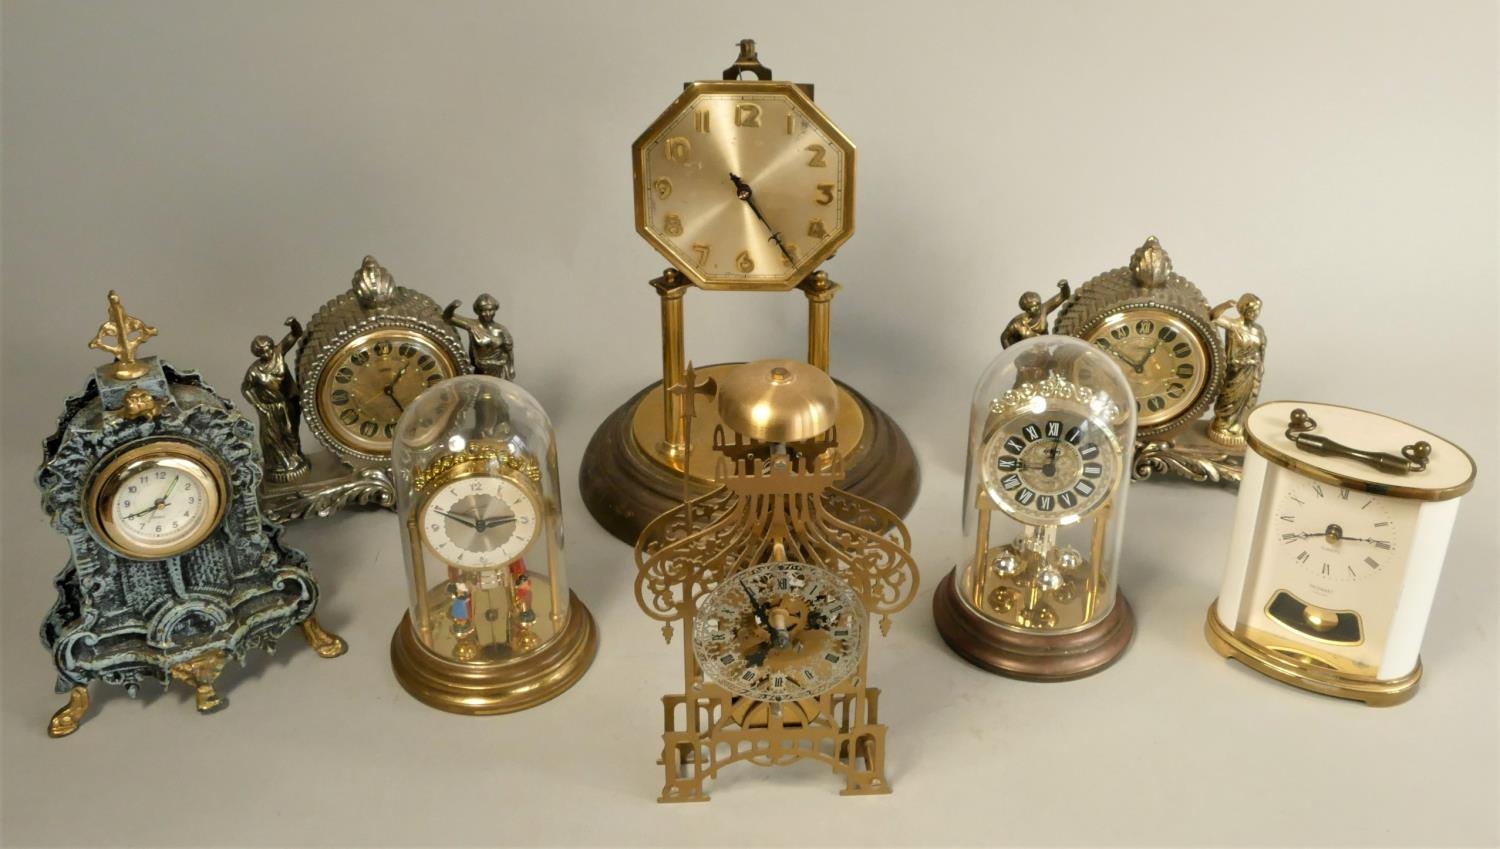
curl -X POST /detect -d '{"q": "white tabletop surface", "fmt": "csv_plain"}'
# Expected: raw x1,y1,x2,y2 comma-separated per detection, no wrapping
2,2,1495,847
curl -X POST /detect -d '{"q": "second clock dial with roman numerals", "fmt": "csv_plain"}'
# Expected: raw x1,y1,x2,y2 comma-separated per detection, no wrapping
1275,481,1397,583
979,406,1121,525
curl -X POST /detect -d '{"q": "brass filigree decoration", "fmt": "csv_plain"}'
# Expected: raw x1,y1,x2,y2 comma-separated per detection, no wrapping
413,443,540,493
634,425,918,801
990,372,1121,425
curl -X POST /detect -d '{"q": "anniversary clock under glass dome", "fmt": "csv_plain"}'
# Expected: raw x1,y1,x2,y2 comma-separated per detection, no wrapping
389,375,596,714
934,335,1138,679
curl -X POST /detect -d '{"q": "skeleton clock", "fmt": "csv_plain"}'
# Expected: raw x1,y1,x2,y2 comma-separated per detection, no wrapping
635,359,919,801
582,39,918,544
37,292,345,738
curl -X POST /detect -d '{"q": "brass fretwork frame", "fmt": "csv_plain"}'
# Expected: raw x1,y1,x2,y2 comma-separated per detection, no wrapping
634,428,917,801
650,269,842,455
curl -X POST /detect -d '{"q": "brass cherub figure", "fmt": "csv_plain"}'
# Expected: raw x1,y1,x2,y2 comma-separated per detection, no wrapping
242,317,310,482
1001,280,1071,349
1208,293,1266,447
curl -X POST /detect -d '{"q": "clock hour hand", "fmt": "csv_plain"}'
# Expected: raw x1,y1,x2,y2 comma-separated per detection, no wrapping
728,173,796,264
435,508,482,530
740,578,772,627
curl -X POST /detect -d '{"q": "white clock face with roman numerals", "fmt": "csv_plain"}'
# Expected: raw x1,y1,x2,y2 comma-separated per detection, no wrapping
419,475,539,569
1275,481,1397,583
980,406,1121,525
692,561,866,702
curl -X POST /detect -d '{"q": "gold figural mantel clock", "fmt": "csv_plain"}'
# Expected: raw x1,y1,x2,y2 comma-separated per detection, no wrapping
635,359,918,801
245,256,515,522
1004,237,1267,487
1206,401,1474,705
581,40,918,544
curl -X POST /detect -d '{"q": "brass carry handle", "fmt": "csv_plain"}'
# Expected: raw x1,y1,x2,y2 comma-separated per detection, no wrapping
1285,408,1430,474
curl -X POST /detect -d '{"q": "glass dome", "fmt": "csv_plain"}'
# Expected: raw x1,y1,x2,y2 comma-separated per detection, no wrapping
391,375,577,675
957,335,1136,636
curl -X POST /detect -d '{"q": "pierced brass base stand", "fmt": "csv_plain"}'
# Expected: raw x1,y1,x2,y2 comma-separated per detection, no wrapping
933,570,1134,680
1133,420,1245,487
390,593,598,715
1204,601,1419,706
581,367,918,544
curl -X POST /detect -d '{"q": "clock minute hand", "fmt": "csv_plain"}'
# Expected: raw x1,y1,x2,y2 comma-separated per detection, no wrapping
728,173,796,264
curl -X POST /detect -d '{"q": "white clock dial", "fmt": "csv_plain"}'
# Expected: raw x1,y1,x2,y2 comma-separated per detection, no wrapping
107,458,220,554
420,475,539,569
1274,481,1397,584
88,441,229,560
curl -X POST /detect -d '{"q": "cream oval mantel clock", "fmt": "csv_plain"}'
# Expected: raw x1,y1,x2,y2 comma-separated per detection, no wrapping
581,39,918,545
1205,400,1475,705
37,292,345,738
243,255,515,522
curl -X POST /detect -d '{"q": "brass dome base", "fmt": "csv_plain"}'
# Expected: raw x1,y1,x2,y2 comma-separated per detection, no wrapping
933,570,1133,681
1204,601,1419,707
580,365,919,545
390,593,598,715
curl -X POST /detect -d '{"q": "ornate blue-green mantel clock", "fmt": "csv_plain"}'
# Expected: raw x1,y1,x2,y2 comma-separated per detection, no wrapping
37,292,347,738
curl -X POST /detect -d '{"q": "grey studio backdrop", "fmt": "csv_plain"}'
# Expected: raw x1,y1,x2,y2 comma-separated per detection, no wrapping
1,2,1496,847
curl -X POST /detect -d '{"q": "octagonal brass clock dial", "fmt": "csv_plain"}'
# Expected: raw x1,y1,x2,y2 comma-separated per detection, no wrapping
634,81,855,291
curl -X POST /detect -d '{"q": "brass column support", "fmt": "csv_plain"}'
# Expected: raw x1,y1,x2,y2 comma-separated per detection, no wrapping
799,271,840,372
972,504,992,609
652,269,693,452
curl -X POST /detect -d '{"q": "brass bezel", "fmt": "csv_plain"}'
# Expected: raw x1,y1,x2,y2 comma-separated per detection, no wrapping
314,327,463,457
416,462,543,570
84,439,230,560
1246,401,1476,501
632,79,857,292
1078,305,1224,436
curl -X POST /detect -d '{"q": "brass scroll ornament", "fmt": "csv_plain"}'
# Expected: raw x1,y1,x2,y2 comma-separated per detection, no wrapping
1285,408,1429,474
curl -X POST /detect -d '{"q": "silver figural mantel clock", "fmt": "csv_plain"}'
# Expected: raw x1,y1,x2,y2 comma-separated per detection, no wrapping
38,292,346,738
244,255,515,522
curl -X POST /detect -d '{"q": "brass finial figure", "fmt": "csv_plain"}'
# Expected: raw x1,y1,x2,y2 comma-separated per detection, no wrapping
444,294,515,380
1130,236,1173,288
1208,293,1267,446
89,291,158,379
243,318,310,482
352,255,396,308
1000,280,1070,349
